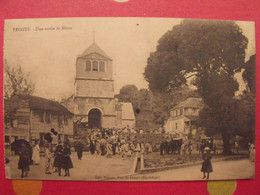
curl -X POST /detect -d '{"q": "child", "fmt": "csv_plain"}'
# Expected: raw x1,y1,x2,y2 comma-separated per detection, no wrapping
201,147,213,179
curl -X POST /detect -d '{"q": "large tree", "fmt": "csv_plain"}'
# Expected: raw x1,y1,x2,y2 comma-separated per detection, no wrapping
4,60,35,99
144,20,247,92
144,19,248,154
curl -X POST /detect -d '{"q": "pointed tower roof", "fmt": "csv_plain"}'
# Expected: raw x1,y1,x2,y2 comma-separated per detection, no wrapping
79,42,112,60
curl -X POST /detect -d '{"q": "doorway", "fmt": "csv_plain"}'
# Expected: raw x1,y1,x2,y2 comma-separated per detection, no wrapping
88,108,102,129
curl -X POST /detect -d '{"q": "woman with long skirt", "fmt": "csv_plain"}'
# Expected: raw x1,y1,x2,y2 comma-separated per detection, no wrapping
201,147,213,179
62,143,73,176
18,143,30,178
54,141,63,176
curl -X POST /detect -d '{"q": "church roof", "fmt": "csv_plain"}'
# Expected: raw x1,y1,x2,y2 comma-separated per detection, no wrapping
121,102,135,120
79,42,111,60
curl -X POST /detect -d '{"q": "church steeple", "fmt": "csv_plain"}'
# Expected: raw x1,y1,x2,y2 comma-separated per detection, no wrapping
78,42,111,60
75,40,114,95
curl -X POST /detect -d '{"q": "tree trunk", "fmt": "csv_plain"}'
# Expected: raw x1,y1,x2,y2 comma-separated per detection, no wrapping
221,131,232,155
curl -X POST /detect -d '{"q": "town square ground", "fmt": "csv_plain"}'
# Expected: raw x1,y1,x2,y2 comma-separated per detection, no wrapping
6,152,254,181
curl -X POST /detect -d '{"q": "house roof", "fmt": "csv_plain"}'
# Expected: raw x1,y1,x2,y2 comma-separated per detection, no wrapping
185,115,199,121
167,115,187,121
4,99,19,115
79,42,111,60
121,102,135,120
6,95,73,115
171,97,203,110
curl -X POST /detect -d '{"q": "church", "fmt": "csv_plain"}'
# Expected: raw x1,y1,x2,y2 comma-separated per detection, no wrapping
62,41,135,129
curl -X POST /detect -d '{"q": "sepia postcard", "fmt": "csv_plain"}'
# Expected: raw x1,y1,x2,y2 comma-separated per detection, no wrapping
3,17,256,181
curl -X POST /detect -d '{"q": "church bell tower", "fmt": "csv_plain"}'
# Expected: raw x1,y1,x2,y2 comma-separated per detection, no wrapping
73,40,116,129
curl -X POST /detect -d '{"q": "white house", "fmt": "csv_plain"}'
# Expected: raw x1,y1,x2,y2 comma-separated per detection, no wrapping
164,97,203,135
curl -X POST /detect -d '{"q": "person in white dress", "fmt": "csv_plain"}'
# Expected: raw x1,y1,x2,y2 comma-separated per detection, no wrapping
135,143,141,152
32,141,40,165
249,143,255,162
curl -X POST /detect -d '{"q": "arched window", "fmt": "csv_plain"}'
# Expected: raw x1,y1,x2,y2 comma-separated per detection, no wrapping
86,60,91,71
92,61,98,71
99,61,105,72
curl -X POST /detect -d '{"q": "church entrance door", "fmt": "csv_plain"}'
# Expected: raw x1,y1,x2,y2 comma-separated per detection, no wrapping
88,108,102,129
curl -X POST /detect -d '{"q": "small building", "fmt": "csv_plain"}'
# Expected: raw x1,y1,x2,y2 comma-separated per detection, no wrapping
120,102,136,129
4,95,74,145
164,97,203,135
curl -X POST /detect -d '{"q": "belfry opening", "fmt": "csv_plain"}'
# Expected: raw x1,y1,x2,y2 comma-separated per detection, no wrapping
88,108,102,129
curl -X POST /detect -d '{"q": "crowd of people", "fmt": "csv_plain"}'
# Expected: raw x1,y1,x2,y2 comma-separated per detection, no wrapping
14,127,254,179
75,128,153,159
15,127,155,178
18,140,73,178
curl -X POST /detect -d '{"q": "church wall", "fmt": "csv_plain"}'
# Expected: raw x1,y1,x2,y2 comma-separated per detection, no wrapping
76,58,113,79
115,110,122,128
73,97,116,116
75,80,114,98
102,116,116,128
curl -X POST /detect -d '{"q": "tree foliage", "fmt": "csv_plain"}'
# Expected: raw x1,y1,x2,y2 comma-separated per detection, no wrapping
199,92,255,146
144,19,248,94
144,19,249,154
115,84,138,102
235,93,255,143
4,60,35,99
243,54,256,94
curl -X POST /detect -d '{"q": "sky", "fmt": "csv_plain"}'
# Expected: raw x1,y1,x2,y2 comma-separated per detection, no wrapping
4,18,256,100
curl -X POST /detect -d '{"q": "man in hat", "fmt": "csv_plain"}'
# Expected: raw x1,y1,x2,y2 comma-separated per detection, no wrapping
76,141,84,160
